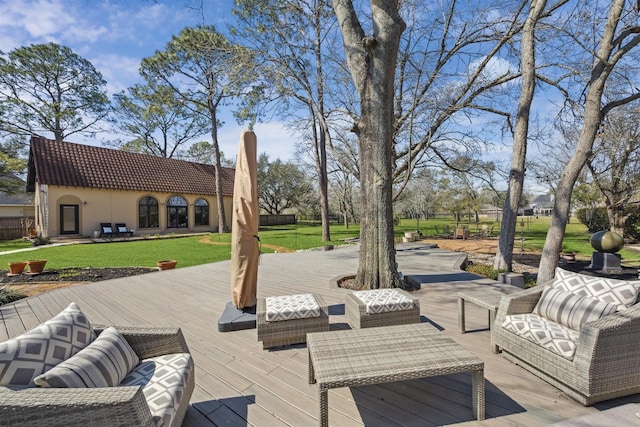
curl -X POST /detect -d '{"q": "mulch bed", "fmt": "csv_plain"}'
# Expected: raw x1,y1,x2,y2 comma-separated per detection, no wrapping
0,267,157,285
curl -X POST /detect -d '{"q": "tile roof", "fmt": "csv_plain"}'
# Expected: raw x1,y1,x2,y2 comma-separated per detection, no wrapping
27,136,234,196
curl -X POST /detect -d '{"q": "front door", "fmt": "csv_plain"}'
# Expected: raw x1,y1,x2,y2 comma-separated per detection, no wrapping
60,204,79,234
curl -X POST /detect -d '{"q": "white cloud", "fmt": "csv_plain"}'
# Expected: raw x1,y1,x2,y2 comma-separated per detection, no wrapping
91,54,142,95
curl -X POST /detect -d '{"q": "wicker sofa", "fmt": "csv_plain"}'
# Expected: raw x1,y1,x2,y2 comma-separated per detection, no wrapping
0,303,194,427
493,268,640,405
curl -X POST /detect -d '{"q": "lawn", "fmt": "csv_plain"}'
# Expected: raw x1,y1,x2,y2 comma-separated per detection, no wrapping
1,216,638,269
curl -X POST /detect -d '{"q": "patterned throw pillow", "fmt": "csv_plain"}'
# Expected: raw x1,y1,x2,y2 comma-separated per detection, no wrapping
534,287,617,330
353,289,415,314
551,267,640,311
34,327,139,388
265,294,321,322
0,302,96,386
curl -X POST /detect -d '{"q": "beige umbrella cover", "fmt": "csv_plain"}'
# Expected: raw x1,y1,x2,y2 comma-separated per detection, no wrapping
230,130,259,309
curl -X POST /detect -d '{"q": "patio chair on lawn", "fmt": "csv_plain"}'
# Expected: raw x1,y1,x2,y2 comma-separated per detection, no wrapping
115,223,134,237
100,223,115,238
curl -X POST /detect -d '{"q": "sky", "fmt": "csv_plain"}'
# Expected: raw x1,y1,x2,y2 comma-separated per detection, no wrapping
0,0,295,161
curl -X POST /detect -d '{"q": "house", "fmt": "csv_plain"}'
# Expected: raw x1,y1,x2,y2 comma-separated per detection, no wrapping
27,136,235,238
530,194,554,217
0,174,35,239
0,174,34,218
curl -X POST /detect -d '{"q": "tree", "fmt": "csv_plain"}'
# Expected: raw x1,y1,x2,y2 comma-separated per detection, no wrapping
585,103,640,235
141,26,257,233
538,0,640,283
111,83,209,158
181,141,234,166
256,154,313,215
233,0,336,242
494,0,565,271
331,1,528,203
0,43,109,142
332,0,405,289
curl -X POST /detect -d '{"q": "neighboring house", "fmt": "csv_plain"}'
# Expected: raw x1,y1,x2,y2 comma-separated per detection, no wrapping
27,136,235,238
0,175,34,218
530,194,554,217
0,175,35,239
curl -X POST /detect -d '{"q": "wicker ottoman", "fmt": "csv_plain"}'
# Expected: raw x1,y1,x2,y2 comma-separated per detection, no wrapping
346,288,420,329
257,293,329,349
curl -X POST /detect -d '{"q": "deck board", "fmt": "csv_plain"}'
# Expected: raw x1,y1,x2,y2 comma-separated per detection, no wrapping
2,244,638,426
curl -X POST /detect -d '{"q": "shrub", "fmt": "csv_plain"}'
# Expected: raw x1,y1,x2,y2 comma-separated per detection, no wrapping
462,262,506,280
576,207,609,233
625,210,640,241
0,287,27,306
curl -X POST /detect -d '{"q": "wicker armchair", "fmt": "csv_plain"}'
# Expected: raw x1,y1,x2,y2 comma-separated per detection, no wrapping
493,286,640,405
0,326,194,427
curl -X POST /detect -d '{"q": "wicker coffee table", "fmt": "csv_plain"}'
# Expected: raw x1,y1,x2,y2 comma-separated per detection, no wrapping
307,323,484,426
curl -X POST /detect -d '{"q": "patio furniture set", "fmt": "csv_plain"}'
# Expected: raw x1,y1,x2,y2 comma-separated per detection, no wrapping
2,265,639,425
99,222,134,238
257,288,484,426
258,266,640,425
434,224,494,239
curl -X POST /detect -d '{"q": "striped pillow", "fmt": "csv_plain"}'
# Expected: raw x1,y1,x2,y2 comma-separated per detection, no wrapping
34,327,139,388
533,287,617,330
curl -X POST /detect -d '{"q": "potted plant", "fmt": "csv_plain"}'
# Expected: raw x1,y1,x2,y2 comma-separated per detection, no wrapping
157,260,177,271
8,261,27,275
27,259,47,274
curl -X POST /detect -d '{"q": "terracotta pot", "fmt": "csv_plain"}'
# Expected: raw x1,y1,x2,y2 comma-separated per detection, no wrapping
8,261,27,275
157,260,177,271
27,259,47,274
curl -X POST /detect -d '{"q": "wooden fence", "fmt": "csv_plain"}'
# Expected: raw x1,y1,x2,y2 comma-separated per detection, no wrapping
0,217,35,240
259,214,297,226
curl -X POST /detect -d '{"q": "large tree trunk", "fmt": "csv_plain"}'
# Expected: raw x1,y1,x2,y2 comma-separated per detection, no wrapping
494,0,546,271
537,0,627,283
333,0,405,289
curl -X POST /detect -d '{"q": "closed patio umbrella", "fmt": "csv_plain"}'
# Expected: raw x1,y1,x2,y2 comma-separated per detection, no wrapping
230,130,259,308
219,130,259,331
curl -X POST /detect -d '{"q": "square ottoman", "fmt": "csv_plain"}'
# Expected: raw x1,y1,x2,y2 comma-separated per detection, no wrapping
257,293,329,349
346,288,420,329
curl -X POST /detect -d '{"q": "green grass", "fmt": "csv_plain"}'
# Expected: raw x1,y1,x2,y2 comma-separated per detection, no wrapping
0,239,33,252
1,217,639,269
396,216,640,264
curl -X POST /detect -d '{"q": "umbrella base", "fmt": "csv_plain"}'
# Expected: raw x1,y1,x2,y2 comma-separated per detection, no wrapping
218,302,257,332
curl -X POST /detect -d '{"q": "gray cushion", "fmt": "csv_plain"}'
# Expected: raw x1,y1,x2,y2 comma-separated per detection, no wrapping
534,286,618,330
265,294,321,321
503,313,580,360
0,302,96,386
34,327,139,388
121,352,193,427
353,289,415,314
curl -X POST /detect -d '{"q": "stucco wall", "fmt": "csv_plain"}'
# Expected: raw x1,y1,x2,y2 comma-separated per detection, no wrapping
42,186,232,237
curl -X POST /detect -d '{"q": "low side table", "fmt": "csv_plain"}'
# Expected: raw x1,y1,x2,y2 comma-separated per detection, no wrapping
457,289,509,353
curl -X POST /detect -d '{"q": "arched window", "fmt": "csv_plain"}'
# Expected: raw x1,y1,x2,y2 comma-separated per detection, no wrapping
139,196,159,228
194,198,209,226
167,195,188,228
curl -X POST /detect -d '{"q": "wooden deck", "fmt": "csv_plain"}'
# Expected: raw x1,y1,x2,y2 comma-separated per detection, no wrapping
1,243,638,426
